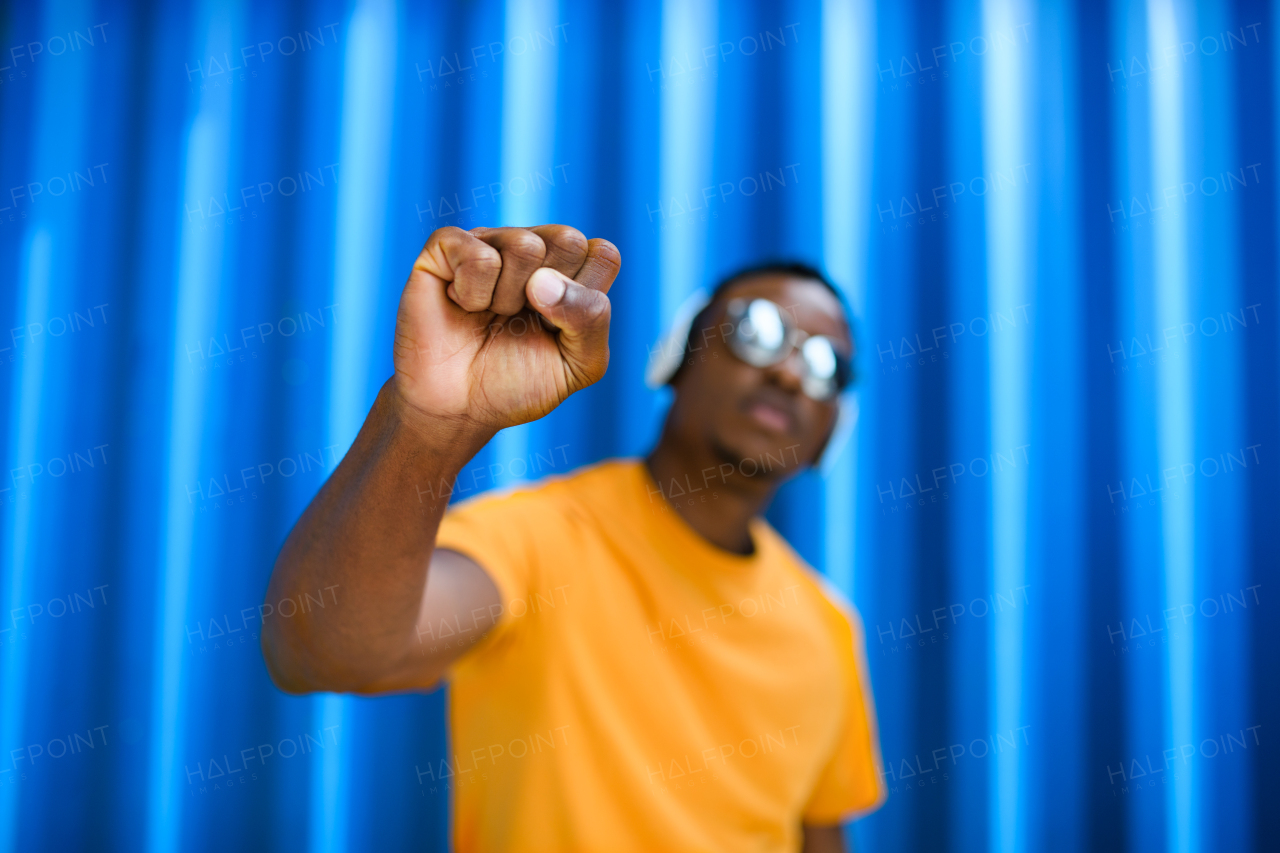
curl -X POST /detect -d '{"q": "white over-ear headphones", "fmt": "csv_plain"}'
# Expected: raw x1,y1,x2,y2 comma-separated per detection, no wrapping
644,290,858,476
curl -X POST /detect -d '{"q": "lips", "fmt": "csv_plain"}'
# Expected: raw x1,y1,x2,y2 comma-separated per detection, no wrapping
747,401,792,433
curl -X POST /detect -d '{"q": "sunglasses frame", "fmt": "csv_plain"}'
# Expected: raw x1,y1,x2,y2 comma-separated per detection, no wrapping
721,297,853,401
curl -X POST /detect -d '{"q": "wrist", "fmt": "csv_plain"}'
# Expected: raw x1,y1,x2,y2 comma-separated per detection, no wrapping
381,378,496,457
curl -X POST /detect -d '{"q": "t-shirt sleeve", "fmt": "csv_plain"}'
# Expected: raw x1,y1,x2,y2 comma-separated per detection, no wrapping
802,604,887,823
434,485,562,651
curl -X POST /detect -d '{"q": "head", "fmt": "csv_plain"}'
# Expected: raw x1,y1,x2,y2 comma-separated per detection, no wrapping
659,263,856,487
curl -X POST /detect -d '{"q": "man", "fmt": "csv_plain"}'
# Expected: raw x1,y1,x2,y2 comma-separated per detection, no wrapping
262,224,885,852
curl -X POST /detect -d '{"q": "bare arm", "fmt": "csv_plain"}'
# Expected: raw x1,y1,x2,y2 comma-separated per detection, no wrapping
261,225,620,694
801,824,848,853
261,382,498,693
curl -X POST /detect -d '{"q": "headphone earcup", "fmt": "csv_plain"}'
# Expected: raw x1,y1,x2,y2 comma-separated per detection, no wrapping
644,290,711,389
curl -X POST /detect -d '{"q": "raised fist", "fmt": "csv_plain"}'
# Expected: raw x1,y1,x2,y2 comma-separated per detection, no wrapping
392,225,621,429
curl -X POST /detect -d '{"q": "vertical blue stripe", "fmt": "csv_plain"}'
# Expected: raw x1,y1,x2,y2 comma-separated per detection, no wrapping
0,1,88,847
494,0,560,485
0,229,50,853
981,0,1031,850
320,2,399,851
329,1,397,453
499,0,559,229
147,4,239,849
820,0,875,594
658,0,717,326
1144,3,1195,852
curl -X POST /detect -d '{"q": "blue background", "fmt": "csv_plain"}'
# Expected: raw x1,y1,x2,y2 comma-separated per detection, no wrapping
0,0,1276,851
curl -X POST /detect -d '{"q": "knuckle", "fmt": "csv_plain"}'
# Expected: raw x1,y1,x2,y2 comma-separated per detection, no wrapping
546,226,588,256
422,226,460,260
470,235,502,260
446,234,501,278
429,225,467,244
477,249,503,272
590,239,622,270
503,232,547,266
453,288,491,312
454,253,500,311
460,252,499,281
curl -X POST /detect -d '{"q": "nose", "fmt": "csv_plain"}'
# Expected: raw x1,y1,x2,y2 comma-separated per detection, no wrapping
762,349,805,394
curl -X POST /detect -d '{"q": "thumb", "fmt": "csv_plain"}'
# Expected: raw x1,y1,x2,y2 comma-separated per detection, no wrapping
526,267,611,388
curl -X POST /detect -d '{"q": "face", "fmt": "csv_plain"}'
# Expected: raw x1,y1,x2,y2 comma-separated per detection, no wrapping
667,274,853,479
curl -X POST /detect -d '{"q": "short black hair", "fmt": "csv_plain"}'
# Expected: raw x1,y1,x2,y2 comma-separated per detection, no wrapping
709,261,848,312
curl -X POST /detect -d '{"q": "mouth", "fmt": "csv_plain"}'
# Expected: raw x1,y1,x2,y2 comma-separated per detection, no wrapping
746,400,793,434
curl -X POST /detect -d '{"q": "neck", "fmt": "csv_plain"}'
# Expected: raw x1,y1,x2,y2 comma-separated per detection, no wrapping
645,435,778,555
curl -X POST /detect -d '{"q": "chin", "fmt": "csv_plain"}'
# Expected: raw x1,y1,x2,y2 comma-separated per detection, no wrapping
710,428,807,476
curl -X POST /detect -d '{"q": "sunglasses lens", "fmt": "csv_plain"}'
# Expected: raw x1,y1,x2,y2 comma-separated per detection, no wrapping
744,300,786,349
729,299,789,366
801,336,837,379
800,336,839,400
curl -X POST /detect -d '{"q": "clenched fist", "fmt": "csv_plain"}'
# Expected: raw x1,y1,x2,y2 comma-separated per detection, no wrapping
392,225,621,429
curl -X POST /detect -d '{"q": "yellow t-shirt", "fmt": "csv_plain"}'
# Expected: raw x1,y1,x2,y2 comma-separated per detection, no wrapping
433,459,885,852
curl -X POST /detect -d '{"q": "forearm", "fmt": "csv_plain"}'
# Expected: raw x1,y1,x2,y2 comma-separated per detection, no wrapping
261,379,494,692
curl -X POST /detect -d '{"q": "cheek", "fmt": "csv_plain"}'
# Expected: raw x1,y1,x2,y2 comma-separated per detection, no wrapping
798,402,838,442
692,352,752,393
672,357,738,422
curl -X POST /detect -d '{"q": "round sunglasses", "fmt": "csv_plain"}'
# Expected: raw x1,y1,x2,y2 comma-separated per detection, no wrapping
722,298,854,401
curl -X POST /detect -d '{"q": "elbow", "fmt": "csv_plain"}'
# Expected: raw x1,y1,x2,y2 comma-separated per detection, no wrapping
260,623,327,695
264,660,315,696
259,621,382,695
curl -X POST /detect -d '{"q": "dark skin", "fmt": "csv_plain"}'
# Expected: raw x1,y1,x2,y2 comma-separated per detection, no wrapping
261,225,856,851
648,274,851,554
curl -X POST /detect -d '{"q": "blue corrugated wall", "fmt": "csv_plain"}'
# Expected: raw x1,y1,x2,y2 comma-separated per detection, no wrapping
0,1,1275,851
